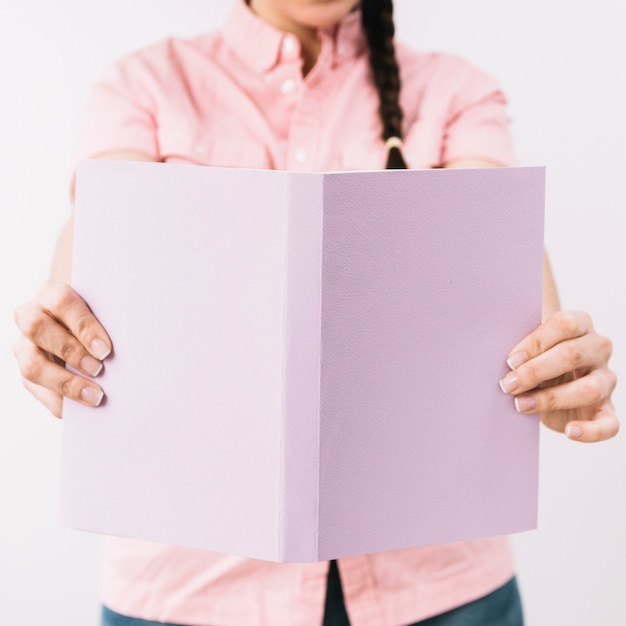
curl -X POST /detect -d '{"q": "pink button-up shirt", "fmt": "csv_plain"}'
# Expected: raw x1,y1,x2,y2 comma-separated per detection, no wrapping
79,2,518,625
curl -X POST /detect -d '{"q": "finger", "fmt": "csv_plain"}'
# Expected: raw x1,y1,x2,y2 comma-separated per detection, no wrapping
14,338,104,408
512,368,617,415
506,311,593,369
500,333,612,395
16,281,111,360
13,310,105,377
22,378,63,418
565,405,620,443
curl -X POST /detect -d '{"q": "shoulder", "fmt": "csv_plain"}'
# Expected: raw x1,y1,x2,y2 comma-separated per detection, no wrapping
392,45,515,167
395,44,505,98
394,44,510,129
95,31,223,93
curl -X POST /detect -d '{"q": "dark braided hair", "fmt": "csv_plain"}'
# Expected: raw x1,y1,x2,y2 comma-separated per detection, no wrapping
360,0,408,169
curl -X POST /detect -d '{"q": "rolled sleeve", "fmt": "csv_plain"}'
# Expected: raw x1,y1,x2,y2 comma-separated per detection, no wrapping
78,54,159,160
441,57,517,167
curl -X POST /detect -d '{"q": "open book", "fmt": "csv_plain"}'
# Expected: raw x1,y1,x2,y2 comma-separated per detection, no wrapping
62,161,545,562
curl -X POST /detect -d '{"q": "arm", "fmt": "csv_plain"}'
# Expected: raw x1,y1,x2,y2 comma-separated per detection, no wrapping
541,250,561,320
14,151,155,417
444,158,618,443
50,218,73,283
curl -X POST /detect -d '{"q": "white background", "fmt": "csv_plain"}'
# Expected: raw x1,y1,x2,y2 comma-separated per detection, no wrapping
0,1,624,625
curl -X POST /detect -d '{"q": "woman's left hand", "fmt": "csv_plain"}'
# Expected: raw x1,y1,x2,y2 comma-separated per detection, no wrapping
499,310,618,443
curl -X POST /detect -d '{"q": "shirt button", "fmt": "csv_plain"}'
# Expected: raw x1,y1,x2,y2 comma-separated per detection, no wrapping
281,79,297,95
295,149,307,163
282,36,297,55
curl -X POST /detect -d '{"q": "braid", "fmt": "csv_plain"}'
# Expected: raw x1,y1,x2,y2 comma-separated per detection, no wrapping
361,0,408,169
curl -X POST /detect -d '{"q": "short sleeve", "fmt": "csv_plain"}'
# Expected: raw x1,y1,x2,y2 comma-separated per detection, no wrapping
78,53,159,160
440,57,517,167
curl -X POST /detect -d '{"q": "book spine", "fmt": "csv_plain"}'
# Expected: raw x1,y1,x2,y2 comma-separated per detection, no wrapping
278,173,324,562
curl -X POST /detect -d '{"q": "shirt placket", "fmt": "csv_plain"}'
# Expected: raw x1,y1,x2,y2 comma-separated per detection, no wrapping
284,86,323,171
289,561,329,626
282,33,337,172
338,555,386,626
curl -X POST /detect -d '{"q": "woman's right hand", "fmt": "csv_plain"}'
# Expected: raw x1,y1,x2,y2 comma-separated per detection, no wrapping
13,280,112,418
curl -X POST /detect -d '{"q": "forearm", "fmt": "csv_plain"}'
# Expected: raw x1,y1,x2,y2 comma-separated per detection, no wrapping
542,250,560,320
50,217,74,283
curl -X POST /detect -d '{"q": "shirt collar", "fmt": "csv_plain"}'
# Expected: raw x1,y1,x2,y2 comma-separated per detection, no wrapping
222,0,366,74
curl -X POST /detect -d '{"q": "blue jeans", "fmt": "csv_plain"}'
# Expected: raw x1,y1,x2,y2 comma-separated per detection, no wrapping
101,561,523,626
321,560,523,626
405,577,523,625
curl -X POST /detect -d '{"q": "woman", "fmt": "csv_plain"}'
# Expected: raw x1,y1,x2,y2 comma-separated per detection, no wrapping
13,1,618,624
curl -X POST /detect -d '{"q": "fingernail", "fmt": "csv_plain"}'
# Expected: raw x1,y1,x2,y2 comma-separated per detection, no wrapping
566,424,584,439
81,387,104,407
506,351,528,370
499,373,519,394
91,339,111,360
80,355,103,377
514,396,537,413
